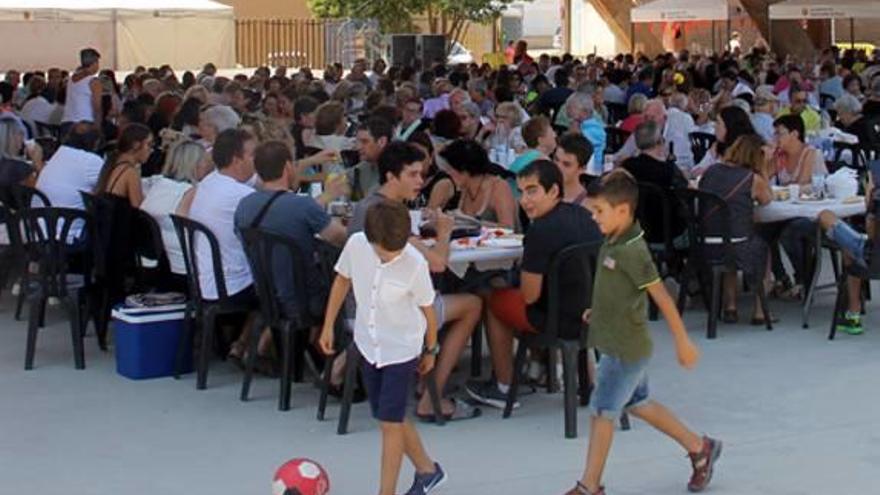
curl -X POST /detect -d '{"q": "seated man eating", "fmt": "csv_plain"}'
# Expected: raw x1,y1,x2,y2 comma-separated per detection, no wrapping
466,160,602,408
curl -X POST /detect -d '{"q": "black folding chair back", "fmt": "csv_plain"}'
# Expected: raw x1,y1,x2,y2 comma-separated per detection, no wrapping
689,132,716,165
4,185,52,320
673,188,772,338
238,227,313,410
605,127,631,155
131,208,171,289
17,207,93,370
170,214,252,389
503,241,601,438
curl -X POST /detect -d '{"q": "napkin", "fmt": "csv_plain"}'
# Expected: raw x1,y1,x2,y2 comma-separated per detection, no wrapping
826,167,859,199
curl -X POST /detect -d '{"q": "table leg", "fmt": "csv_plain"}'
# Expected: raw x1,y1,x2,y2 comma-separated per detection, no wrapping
801,224,823,328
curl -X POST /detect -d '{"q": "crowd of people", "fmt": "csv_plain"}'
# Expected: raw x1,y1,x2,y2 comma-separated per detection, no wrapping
2,39,879,495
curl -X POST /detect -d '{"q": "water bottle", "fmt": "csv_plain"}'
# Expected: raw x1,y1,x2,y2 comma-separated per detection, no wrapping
812,173,827,199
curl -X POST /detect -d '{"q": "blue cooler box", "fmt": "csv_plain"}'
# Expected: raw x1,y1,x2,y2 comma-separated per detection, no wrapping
112,304,192,380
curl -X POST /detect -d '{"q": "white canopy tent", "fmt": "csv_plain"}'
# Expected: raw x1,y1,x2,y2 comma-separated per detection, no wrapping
631,0,730,23
630,0,734,54
768,0,880,48
0,0,235,71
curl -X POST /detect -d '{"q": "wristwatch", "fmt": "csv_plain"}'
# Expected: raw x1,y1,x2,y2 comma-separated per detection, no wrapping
423,343,440,356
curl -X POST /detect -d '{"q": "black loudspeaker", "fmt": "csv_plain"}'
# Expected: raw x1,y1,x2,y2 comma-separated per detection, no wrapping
390,34,418,68
420,35,448,66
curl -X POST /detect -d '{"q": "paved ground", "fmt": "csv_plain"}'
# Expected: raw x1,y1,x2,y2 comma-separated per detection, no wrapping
1,275,878,495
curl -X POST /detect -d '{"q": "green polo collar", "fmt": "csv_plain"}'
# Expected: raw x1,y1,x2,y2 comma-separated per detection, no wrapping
608,221,644,246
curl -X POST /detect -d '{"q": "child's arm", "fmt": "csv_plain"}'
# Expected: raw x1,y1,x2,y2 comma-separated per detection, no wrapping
418,304,439,374
646,282,700,370
318,274,352,355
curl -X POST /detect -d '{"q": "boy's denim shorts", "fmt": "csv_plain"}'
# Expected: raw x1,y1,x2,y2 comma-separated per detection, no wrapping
590,353,651,420
829,220,869,268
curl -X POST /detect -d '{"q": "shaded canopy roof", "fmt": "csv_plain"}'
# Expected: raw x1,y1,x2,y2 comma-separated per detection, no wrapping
769,0,880,20
631,0,730,23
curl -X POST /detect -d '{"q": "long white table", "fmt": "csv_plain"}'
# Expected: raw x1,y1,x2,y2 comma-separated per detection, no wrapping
756,198,866,223
447,245,523,278
756,197,868,328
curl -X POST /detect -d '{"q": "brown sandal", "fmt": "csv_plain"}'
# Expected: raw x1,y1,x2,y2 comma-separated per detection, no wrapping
564,482,605,495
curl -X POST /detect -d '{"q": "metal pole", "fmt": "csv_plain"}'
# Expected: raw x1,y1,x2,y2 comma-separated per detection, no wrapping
630,22,635,55
767,5,773,53
727,17,731,52
712,20,716,54
112,9,119,70
850,17,855,49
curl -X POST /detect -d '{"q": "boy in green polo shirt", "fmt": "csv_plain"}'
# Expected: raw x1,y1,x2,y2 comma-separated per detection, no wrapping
565,170,722,495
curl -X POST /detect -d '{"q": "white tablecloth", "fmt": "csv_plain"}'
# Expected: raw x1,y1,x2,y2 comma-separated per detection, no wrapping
447,246,523,278
756,198,867,223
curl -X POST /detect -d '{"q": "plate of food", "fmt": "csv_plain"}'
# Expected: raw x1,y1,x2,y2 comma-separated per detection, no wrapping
792,197,835,205
481,237,523,249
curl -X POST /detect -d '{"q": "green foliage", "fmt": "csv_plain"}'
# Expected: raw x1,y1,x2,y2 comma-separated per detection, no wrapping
308,0,528,34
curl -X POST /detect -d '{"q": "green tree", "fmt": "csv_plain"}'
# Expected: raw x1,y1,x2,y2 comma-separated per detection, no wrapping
308,0,527,45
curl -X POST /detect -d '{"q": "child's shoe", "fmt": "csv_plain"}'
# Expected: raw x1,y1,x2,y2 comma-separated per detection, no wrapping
564,481,605,495
836,312,864,335
688,436,722,492
405,462,446,495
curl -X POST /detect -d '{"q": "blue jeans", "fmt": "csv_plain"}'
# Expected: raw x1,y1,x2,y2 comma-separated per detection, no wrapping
590,353,651,420
828,220,869,268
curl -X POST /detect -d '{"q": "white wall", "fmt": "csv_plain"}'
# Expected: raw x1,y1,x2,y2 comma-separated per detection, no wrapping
570,0,617,57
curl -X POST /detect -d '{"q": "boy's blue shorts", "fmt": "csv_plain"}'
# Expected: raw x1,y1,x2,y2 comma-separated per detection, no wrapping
590,353,651,420
361,357,418,423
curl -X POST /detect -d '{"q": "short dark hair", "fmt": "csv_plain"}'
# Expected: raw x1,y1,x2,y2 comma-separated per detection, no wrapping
553,67,570,87
517,159,564,199
522,115,551,149
774,114,806,143
439,139,491,176
430,109,462,140
591,169,638,213
212,128,254,169
63,122,104,152
0,82,12,104
293,95,319,122
378,141,425,184
254,140,292,181
358,116,394,143
365,199,410,251
557,133,593,168
80,48,101,68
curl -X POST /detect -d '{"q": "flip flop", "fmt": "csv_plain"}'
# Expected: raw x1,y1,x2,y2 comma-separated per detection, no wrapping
416,399,482,423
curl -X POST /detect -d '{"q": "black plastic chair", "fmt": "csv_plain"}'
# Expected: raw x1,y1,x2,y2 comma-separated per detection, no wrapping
605,127,631,155
689,132,716,165
170,214,255,390
17,207,94,370
238,227,315,411
502,242,601,439
606,102,627,126
673,188,773,339
637,182,685,320
6,185,51,321
829,200,880,340
131,208,172,291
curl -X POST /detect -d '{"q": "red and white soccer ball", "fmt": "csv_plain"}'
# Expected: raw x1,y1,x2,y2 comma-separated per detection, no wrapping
272,458,330,495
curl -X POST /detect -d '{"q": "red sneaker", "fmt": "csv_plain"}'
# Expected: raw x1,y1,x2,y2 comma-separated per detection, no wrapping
688,436,723,492
564,481,605,495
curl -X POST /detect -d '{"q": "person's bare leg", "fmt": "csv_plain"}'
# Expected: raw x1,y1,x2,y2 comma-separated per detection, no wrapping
847,275,863,313
379,422,406,495
722,273,737,312
485,302,514,385
417,294,481,415
402,418,436,474
579,415,615,492
628,401,703,453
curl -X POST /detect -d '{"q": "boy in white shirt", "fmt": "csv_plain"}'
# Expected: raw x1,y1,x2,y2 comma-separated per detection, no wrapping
319,199,446,495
